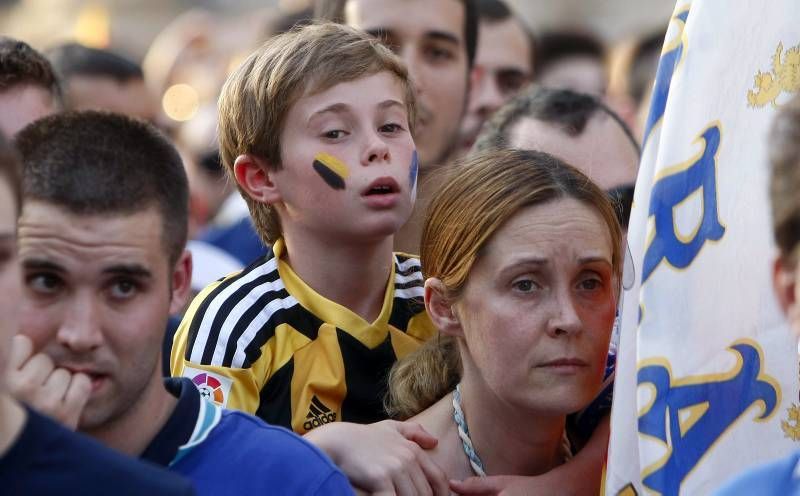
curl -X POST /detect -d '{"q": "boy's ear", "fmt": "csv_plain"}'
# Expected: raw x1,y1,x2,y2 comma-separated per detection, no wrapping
233,154,281,204
424,278,463,338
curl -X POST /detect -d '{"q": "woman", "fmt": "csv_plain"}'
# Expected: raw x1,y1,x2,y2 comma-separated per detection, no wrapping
387,148,621,482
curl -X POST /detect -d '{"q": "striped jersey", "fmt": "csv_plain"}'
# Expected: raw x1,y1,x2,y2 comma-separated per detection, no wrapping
171,238,436,434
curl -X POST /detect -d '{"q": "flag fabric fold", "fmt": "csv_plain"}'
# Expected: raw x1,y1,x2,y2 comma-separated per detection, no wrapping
606,2,800,494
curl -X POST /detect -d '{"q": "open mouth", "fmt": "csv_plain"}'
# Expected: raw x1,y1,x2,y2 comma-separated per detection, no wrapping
362,178,400,196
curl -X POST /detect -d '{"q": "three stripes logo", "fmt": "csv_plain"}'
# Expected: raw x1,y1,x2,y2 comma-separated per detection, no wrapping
303,396,337,431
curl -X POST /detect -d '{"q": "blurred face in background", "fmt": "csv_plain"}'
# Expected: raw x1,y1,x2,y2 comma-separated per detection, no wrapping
508,112,638,191
458,16,533,154
66,76,157,122
0,85,57,137
537,56,607,97
345,0,470,168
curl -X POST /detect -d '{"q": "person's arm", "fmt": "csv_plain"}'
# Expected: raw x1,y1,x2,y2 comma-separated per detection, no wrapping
449,415,609,496
305,419,450,496
6,334,91,429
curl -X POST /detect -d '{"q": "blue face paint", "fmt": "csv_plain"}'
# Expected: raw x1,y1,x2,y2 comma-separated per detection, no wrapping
409,150,419,204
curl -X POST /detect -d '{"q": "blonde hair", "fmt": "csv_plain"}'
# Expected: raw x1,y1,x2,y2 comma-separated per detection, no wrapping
218,22,416,244
386,148,623,419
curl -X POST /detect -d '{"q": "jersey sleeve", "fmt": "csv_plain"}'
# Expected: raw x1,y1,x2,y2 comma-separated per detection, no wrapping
170,285,268,414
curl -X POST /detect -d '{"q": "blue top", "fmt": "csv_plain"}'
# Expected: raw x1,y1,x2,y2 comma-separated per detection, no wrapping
200,217,267,266
714,450,800,495
0,406,195,496
142,378,353,495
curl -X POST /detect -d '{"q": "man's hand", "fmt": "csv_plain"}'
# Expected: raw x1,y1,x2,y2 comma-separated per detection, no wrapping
6,334,91,430
305,419,449,496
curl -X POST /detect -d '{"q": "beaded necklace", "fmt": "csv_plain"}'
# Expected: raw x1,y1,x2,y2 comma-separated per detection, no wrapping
451,383,573,477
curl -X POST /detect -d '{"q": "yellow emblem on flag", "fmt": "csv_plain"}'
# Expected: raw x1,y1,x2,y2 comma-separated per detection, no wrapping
781,403,800,441
747,42,800,108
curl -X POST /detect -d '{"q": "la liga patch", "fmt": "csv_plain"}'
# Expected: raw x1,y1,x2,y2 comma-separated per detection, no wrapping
184,366,233,407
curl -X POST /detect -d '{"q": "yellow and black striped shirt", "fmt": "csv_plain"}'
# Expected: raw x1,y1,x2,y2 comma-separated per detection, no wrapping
171,238,436,434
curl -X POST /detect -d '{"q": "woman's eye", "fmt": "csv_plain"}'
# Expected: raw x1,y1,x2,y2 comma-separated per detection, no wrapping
579,278,603,291
513,279,537,292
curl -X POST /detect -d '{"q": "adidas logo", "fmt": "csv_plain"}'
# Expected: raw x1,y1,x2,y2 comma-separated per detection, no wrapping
303,396,337,431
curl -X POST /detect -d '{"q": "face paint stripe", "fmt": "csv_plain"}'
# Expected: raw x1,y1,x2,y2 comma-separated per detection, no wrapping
409,150,419,204
313,153,349,190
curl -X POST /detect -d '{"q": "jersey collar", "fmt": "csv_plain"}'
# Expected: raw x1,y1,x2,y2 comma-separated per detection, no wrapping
272,237,397,348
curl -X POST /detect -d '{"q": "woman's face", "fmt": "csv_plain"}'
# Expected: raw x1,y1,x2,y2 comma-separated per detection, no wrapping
452,197,616,415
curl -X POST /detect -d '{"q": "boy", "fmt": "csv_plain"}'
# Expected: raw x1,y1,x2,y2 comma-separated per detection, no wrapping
172,23,435,434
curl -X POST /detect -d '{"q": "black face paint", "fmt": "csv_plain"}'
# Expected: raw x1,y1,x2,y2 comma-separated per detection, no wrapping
313,152,349,190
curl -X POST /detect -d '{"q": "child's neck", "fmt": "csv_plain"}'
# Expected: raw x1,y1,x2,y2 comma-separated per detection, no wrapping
282,230,394,323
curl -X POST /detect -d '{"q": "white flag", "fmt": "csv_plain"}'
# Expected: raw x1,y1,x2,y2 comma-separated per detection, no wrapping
606,1,800,494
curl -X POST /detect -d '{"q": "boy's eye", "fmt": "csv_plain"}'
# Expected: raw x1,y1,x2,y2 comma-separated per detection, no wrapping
379,123,404,133
322,130,346,140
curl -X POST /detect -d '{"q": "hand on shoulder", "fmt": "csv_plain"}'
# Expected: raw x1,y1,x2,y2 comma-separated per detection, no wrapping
304,419,449,496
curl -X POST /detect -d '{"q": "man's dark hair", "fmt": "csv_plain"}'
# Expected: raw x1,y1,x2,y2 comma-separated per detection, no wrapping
46,43,144,84
475,0,536,69
769,95,800,259
0,132,21,215
313,0,479,69
534,31,604,77
0,37,63,106
14,111,188,265
473,86,639,227
474,86,639,154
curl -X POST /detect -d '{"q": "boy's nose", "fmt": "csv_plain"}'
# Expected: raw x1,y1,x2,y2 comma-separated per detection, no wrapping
363,134,391,165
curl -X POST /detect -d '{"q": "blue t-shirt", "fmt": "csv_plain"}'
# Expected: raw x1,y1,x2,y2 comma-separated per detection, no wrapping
142,378,353,495
200,217,267,266
0,406,195,496
714,450,800,495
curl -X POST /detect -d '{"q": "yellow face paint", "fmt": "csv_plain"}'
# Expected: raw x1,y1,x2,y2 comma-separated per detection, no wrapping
313,152,350,190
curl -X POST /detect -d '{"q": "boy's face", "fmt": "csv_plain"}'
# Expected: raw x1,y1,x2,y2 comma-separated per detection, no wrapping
345,0,469,168
275,71,417,242
17,202,189,431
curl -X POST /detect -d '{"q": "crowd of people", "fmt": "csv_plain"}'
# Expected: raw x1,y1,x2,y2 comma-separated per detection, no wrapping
0,0,797,494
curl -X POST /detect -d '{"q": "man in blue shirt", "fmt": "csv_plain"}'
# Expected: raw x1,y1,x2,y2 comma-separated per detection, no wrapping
0,130,195,495
6,111,352,495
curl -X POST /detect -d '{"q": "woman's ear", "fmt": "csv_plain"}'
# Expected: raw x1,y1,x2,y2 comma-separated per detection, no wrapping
233,154,282,204
424,278,464,338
